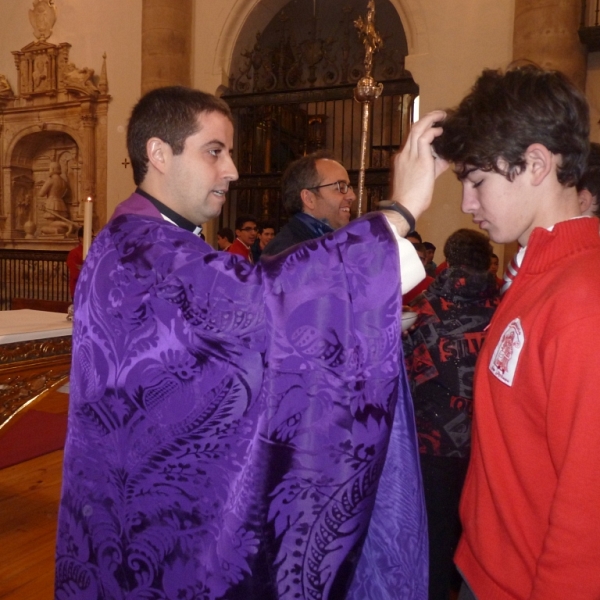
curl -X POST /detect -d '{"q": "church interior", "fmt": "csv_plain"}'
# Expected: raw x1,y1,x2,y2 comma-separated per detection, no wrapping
1,0,599,597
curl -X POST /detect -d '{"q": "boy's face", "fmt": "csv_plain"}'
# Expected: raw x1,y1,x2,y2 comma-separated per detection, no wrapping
236,221,257,246
259,227,275,248
489,256,499,274
460,162,535,247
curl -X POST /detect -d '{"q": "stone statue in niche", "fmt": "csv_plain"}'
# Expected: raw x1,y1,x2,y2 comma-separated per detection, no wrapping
32,55,48,91
16,189,33,230
38,161,68,216
38,161,71,235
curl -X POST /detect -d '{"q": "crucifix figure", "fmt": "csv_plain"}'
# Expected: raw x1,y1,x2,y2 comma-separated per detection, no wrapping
354,0,383,78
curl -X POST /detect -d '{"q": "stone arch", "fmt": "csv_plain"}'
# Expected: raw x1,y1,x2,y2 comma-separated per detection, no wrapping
6,124,83,238
6,123,83,159
213,0,430,81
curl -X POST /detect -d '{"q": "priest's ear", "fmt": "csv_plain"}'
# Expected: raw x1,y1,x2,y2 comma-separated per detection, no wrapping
146,137,172,175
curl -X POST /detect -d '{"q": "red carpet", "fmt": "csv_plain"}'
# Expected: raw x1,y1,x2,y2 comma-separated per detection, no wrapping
0,409,68,470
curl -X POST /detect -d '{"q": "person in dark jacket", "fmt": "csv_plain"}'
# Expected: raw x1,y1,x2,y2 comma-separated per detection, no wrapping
261,151,356,257
403,228,500,600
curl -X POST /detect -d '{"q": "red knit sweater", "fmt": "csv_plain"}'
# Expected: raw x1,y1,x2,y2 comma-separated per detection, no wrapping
456,217,600,600
226,238,253,262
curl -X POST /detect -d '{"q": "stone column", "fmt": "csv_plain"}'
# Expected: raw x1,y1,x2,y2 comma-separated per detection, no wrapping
141,0,193,95
505,0,587,269
513,0,587,90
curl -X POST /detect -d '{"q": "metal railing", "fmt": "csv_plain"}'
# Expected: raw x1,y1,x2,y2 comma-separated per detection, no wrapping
582,0,600,27
221,79,418,229
0,249,70,311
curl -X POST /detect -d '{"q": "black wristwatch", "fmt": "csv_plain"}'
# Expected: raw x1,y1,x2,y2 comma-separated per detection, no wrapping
377,200,416,233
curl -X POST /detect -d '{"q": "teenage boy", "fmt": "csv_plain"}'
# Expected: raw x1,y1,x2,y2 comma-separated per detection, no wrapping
431,65,600,600
251,221,275,262
227,214,258,262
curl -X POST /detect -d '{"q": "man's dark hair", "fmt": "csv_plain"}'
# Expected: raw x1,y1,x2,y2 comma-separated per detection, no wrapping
423,241,436,251
444,228,493,271
217,227,234,243
235,214,257,231
412,242,427,255
281,150,336,215
433,64,590,187
406,230,422,243
127,86,233,186
577,142,600,210
258,221,276,234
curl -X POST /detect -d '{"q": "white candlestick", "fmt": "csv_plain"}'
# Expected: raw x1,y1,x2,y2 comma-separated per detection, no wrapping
83,196,93,259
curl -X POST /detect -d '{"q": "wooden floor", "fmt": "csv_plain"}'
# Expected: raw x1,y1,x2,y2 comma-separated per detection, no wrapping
0,449,63,599
0,384,68,600
0,387,462,599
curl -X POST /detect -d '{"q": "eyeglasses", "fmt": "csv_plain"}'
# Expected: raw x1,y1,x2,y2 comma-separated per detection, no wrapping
307,181,353,194
240,226,258,232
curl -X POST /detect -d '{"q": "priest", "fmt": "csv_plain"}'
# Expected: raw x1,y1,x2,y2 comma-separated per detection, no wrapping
55,85,448,599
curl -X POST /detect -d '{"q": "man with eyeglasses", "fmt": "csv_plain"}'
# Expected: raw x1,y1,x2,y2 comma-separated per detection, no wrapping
227,213,258,262
262,151,357,257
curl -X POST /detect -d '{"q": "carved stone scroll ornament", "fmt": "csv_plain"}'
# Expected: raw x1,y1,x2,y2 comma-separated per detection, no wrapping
0,74,14,98
29,0,57,42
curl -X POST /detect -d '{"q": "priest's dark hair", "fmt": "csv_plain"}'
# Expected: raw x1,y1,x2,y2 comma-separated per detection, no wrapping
432,64,590,187
444,228,493,272
127,86,233,186
281,150,336,215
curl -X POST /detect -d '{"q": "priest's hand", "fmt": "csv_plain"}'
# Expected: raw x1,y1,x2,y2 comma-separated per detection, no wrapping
387,110,449,234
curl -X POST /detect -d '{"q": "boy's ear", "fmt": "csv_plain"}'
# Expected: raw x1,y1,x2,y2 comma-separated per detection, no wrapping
524,143,554,186
578,188,594,214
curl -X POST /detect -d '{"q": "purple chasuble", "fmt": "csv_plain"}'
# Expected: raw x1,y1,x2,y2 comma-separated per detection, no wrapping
55,193,427,599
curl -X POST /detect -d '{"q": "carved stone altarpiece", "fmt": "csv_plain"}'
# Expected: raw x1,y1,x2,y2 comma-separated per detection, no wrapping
0,0,110,250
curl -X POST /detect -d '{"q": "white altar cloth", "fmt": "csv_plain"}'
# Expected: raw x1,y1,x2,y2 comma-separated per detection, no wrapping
0,309,73,345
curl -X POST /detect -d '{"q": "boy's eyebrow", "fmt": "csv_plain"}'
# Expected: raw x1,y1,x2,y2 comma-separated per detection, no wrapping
458,166,479,180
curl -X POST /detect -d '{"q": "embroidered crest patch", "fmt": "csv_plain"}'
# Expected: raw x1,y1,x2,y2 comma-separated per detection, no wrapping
489,318,524,386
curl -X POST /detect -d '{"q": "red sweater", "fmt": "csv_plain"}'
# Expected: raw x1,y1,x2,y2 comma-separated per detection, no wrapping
226,238,253,263
456,218,600,600
66,243,84,298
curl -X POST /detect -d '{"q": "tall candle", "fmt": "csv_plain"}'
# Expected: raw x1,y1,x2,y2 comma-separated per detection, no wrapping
83,196,93,259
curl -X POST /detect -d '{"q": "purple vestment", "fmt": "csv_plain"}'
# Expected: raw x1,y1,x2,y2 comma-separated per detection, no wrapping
55,193,427,599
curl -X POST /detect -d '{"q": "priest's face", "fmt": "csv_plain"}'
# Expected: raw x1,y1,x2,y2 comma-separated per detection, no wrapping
304,159,355,230
166,111,238,225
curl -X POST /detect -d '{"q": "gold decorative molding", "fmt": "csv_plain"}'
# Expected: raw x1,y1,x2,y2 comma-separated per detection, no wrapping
0,335,71,365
